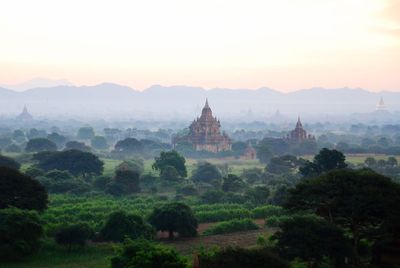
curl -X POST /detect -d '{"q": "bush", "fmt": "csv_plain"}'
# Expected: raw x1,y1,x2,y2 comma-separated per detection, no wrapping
251,205,285,219
195,209,251,223
177,184,198,196
198,246,289,268
55,223,93,249
100,211,154,242
203,218,259,235
111,239,188,268
0,207,43,261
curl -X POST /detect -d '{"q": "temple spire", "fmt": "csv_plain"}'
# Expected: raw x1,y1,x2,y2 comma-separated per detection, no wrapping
296,116,302,128
204,98,209,109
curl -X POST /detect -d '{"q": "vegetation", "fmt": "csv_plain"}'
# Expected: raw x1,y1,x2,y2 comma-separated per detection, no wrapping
0,167,48,211
203,218,259,235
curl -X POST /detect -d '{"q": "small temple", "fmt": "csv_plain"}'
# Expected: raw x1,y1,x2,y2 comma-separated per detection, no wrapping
286,117,315,142
376,97,387,111
16,105,33,121
173,99,232,153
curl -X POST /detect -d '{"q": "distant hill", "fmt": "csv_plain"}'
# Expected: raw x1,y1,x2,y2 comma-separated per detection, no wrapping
0,83,398,121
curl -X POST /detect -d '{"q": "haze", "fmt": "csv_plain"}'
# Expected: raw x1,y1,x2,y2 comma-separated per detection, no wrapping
1,0,400,92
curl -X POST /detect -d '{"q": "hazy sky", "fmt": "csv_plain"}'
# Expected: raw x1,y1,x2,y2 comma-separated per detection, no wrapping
1,0,399,91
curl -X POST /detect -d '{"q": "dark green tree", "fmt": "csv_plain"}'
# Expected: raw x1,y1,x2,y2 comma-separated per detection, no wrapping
111,239,187,268
198,246,289,268
256,143,273,164
153,150,187,178
300,148,347,177
47,132,67,148
0,154,21,170
222,174,245,192
0,167,48,211
65,140,91,151
55,223,93,249
25,138,57,152
0,207,44,261
148,202,197,239
191,162,222,184
245,186,270,205
107,170,141,195
114,138,144,154
160,165,182,182
273,215,350,268
116,159,144,175
100,211,154,242
285,169,400,267
34,149,103,177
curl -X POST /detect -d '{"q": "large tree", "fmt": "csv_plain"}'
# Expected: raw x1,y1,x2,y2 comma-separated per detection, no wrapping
25,138,57,152
148,202,197,239
191,162,222,184
273,215,349,268
0,207,44,261
0,167,48,211
107,170,141,195
34,149,103,177
65,140,91,151
300,148,347,177
114,138,144,154
101,211,153,242
0,154,21,170
221,174,245,192
77,127,95,140
152,150,187,178
285,169,400,267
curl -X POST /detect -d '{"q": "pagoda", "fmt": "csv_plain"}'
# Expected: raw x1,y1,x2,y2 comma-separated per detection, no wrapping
173,99,231,152
16,105,33,121
286,117,314,142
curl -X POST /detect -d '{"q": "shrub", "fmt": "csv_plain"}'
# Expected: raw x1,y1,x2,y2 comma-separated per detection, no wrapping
198,246,289,268
111,239,188,268
0,207,43,261
55,223,93,249
251,205,285,219
203,218,259,235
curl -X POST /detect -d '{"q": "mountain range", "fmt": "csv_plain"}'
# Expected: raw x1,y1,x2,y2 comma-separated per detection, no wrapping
0,83,398,121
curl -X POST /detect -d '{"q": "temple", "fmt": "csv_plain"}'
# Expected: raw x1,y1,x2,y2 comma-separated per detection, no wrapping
16,105,33,121
173,99,232,152
286,117,315,141
376,97,387,111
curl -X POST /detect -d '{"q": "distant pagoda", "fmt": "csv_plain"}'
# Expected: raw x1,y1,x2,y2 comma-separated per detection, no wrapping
286,117,315,142
376,97,387,111
173,99,232,153
16,105,33,121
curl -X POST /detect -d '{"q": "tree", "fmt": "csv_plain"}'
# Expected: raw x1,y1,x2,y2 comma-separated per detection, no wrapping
221,174,245,192
300,148,347,177
0,154,20,170
5,143,21,153
77,127,95,140
0,167,48,211
198,246,289,268
148,202,197,239
101,211,154,242
153,150,187,178
191,162,222,184
34,149,103,177
47,132,67,148
25,138,57,152
273,215,349,268
256,143,273,164
116,159,144,175
160,165,182,182
245,186,270,205
114,138,144,154
107,170,141,195
0,207,44,261
55,223,93,249
266,155,303,175
91,136,108,150
111,239,187,268
285,169,400,267
65,140,91,151
45,169,74,181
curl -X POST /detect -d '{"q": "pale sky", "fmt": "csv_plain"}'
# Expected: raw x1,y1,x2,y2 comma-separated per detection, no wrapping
0,0,399,92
